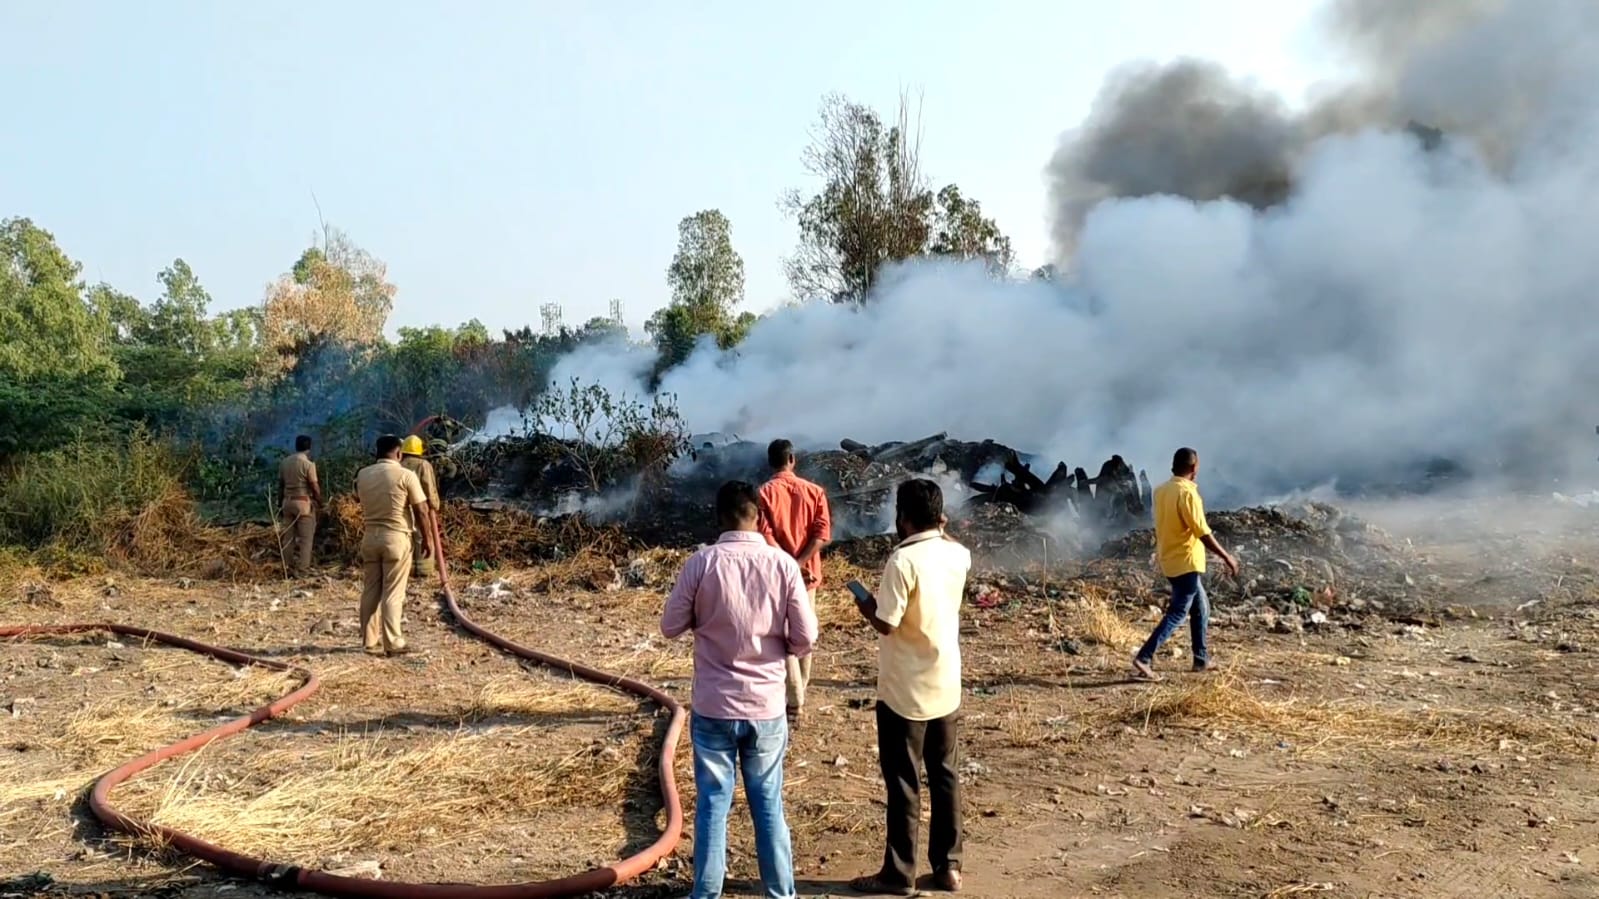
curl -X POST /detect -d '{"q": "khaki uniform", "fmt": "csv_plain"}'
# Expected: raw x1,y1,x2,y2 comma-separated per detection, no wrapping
355,459,427,653
277,452,319,575
401,454,440,578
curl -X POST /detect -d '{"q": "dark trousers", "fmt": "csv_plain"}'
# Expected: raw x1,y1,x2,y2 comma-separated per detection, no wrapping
875,701,962,886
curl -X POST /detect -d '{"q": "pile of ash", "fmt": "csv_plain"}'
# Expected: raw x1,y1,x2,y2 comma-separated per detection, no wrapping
1097,501,1429,626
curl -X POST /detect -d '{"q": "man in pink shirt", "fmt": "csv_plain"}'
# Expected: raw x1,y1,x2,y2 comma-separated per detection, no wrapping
663,480,818,899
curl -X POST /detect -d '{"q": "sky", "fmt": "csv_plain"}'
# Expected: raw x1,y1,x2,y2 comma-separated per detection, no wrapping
0,0,1332,335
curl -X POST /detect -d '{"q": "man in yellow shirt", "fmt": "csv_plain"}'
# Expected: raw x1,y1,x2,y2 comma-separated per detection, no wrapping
1132,447,1240,682
850,479,970,896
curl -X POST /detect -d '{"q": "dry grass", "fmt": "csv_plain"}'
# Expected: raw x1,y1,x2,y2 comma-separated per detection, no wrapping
0,662,302,809
119,727,636,863
327,497,636,574
468,675,639,719
1109,669,1599,757
522,547,620,593
1056,585,1145,650
100,488,280,581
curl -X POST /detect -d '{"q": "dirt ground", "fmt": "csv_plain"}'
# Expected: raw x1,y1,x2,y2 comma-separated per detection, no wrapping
3,498,1599,899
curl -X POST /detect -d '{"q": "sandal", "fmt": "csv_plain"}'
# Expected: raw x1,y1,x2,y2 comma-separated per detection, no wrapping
1131,658,1162,682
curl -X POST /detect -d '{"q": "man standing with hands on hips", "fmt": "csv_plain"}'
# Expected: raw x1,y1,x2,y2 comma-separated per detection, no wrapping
850,479,970,895
1132,446,1240,681
758,438,830,719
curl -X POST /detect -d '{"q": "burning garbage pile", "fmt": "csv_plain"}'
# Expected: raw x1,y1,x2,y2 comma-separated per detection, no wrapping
418,418,1154,555
1096,501,1432,628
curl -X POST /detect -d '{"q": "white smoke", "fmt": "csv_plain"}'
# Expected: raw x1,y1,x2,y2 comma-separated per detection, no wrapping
545,0,1599,505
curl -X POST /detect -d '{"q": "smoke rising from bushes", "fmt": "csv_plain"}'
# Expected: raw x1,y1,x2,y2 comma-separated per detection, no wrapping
548,0,1599,504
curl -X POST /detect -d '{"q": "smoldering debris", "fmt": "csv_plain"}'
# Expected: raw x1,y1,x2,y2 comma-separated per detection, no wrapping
1097,501,1433,626
420,426,1154,550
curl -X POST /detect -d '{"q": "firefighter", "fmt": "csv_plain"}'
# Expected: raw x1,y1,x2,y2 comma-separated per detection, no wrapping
399,435,441,578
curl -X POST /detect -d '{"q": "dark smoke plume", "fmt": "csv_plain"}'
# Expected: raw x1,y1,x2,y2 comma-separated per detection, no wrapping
1047,0,1591,253
538,0,1599,509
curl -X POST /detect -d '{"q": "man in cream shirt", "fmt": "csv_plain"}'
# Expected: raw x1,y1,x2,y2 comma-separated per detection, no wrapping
851,479,971,895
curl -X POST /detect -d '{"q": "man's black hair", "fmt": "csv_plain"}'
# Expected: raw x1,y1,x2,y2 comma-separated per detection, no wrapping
896,478,944,533
295,435,313,452
716,480,762,528
767,439,795,471
1172,447,1199,475
375,434,403,458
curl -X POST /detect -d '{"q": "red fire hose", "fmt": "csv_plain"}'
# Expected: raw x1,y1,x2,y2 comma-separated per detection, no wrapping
0,511,687,898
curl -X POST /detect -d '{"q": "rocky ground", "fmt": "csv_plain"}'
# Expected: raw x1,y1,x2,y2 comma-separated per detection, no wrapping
3,496,1599,898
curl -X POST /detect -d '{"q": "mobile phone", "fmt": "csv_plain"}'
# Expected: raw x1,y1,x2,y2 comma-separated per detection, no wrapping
846,580,872,606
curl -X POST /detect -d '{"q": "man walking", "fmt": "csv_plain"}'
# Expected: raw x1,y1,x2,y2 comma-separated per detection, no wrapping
662,481,817,899
851,479,971,895
1132,447,1240,681
355,435,431,657
399,435,440,579
757,439,829,718
277,435,322,577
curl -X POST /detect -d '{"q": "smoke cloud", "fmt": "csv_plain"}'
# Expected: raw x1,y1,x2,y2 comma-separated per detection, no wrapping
547,0,1599,506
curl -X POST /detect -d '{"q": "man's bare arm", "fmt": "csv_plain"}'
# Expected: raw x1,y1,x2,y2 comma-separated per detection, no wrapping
854,592,896,636
795,536,826,565
1201,534,1239,577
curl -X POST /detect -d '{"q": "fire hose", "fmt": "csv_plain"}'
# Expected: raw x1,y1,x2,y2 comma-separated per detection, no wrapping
0,508,687,898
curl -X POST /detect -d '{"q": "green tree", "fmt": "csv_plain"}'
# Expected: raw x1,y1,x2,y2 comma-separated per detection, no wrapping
88,283,149,346
0,218,118,383
143,258,216,355
782,93,1013,303
645,209,748,378
575,315,627,344
929,185,1014,273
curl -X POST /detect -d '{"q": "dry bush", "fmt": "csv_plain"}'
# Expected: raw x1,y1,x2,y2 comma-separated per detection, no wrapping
121,729,633,863
100,487,280,580
326,497,637,574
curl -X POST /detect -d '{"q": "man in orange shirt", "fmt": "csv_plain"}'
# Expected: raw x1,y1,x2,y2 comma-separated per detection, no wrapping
758,439,830,718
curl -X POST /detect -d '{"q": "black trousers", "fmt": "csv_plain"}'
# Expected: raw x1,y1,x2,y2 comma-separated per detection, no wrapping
875,701,962,885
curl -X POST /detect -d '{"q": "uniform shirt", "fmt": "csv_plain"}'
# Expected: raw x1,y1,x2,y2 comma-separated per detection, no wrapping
758,470,832,588
355,459,427,537
875,530,971,721
1153,476,1213,578
661,531,818,721
401,455,440,510
278,452,318,502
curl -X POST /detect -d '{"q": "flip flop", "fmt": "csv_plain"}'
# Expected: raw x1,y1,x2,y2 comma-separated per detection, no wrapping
1130,659,1163,682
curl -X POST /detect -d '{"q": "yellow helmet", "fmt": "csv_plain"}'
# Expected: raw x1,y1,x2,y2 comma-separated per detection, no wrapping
400,435,425,456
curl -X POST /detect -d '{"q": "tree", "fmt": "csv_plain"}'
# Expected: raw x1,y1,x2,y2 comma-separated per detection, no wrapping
260,225,396,370
143,258,216,355
929,185,1014,273
0,217,118,383
782,93,931,304
645,210,748,378
575,315,627,344
88,283,148,346
782,93,1014,303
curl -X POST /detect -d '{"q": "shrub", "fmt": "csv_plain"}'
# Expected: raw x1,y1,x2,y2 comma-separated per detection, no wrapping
0,427,184,549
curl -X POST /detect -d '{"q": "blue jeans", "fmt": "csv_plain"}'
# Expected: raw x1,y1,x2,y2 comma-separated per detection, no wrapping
690,713,795,899
1135,572,1209,667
